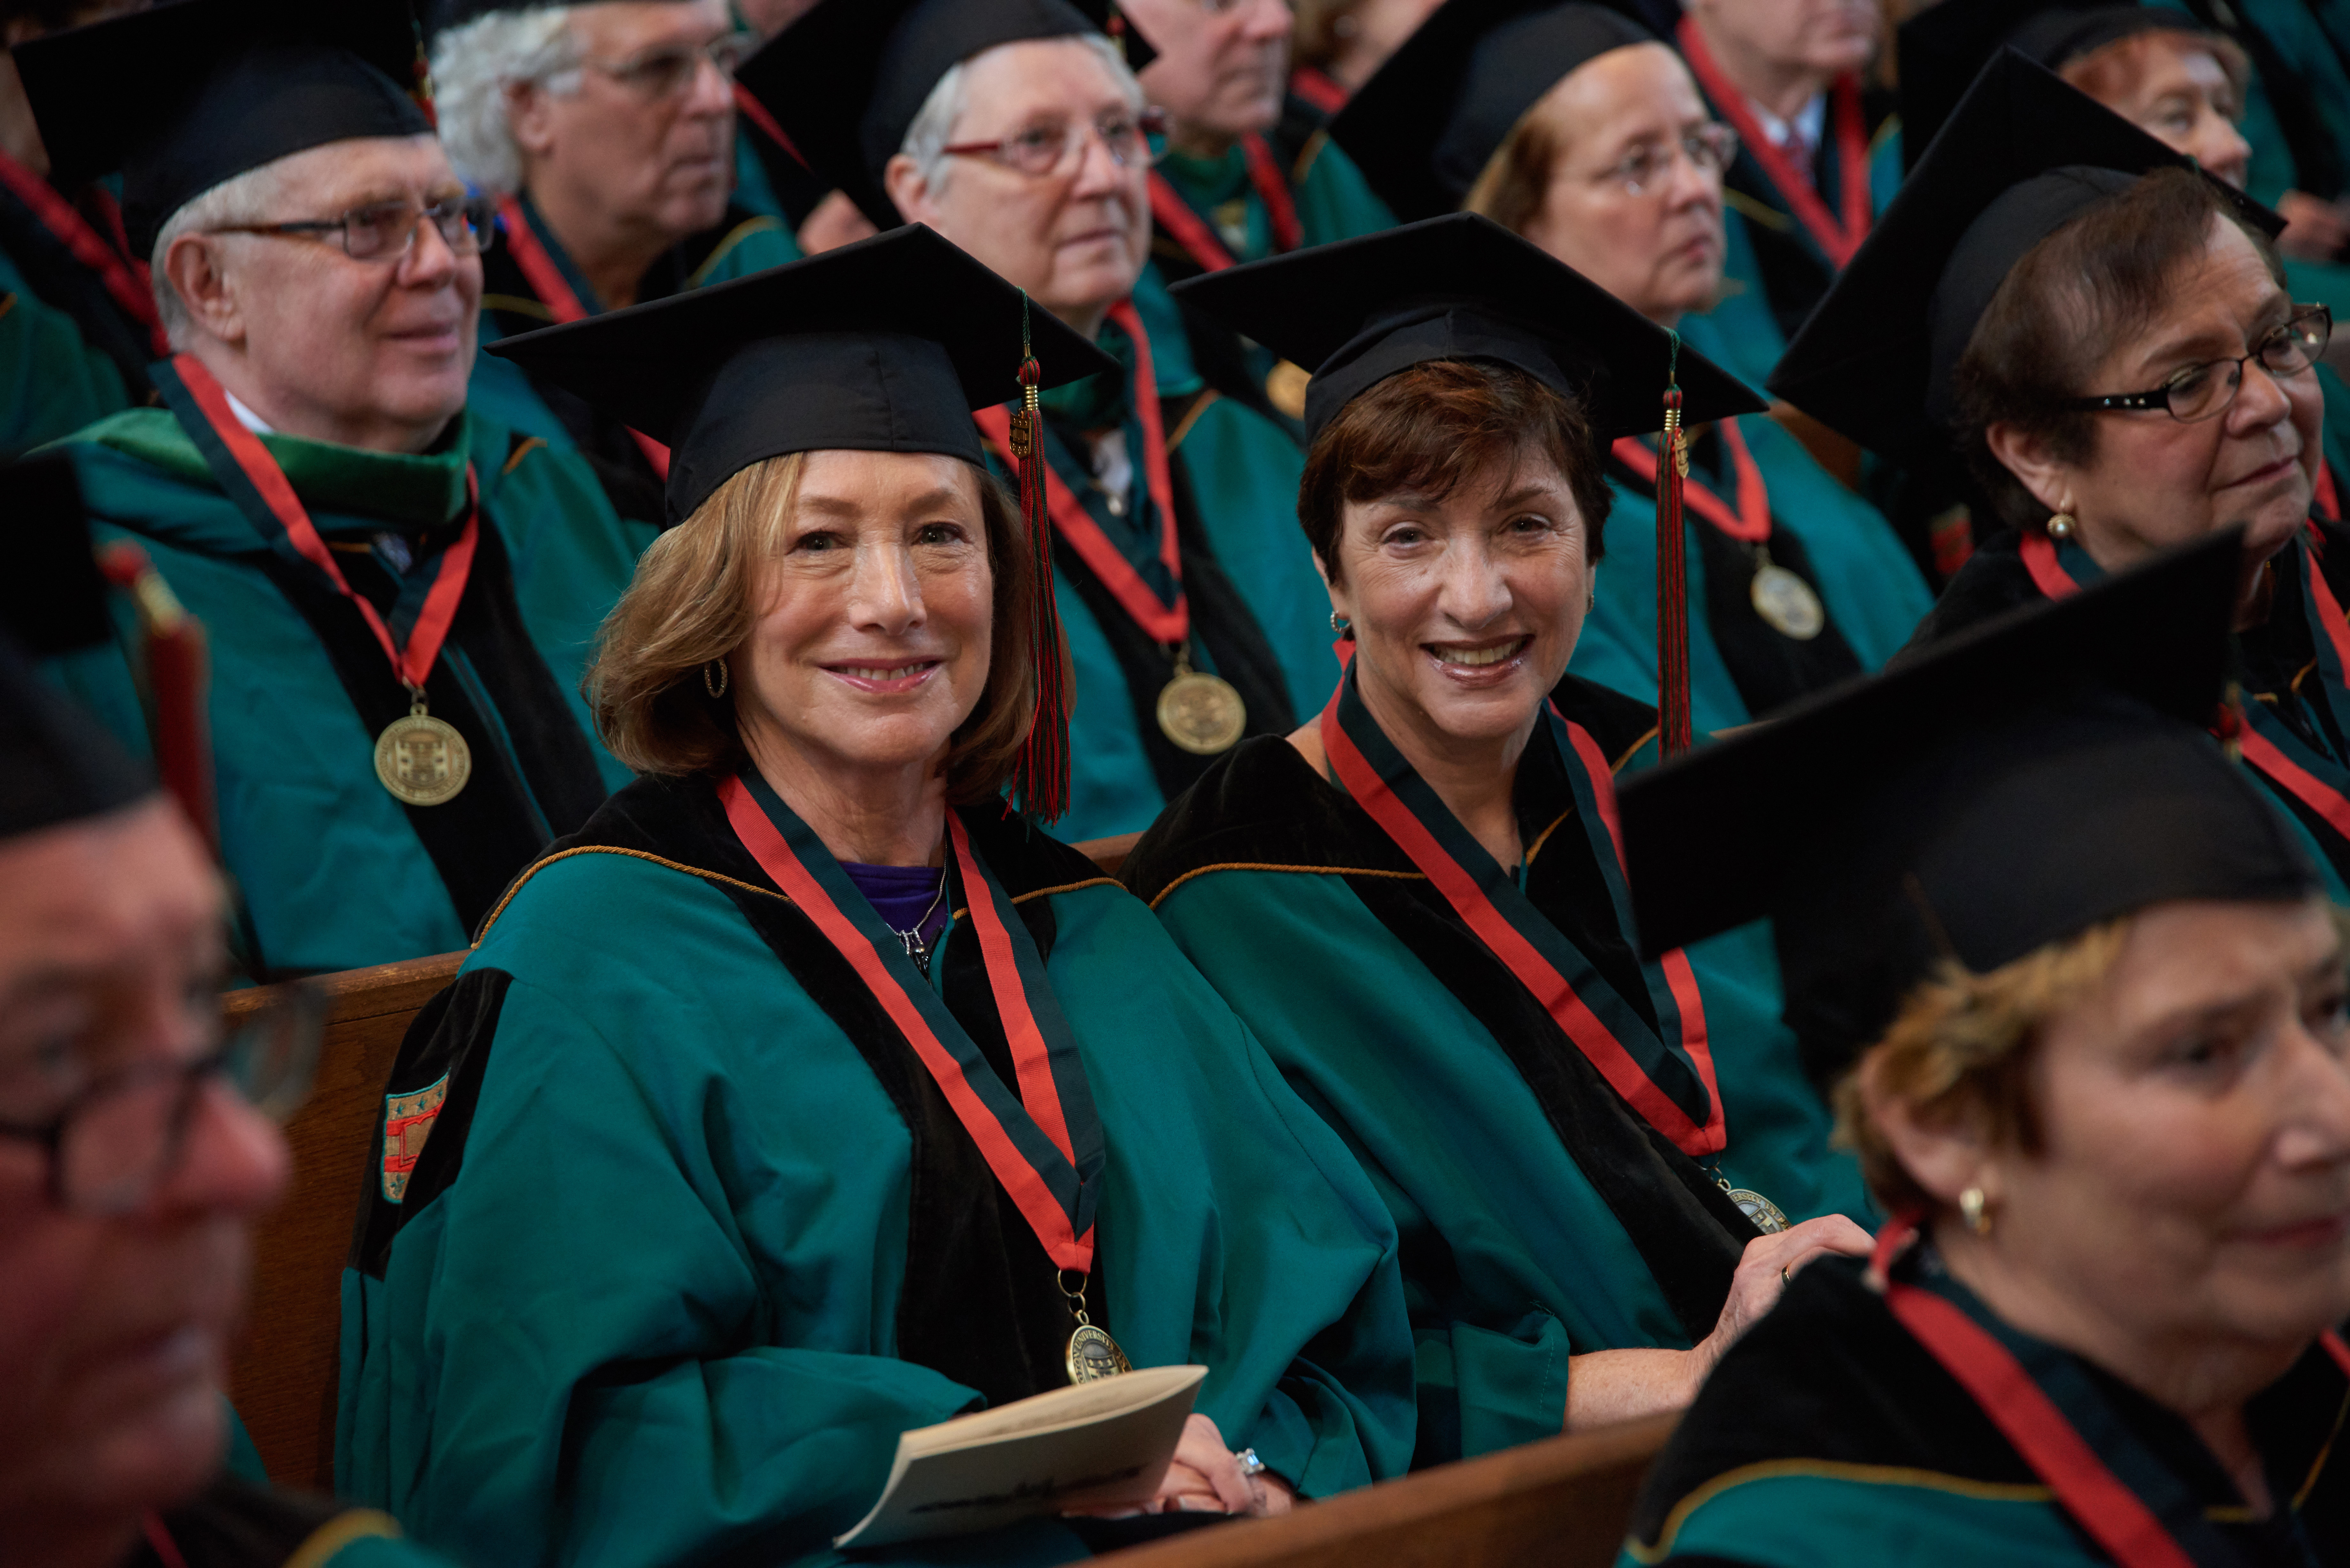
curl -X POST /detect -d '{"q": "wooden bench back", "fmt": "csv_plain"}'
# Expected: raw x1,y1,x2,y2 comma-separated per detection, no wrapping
1099,1415,1675,1568
224,950,463,1491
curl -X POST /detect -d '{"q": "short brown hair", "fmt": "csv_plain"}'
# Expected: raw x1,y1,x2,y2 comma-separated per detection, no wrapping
2060,28,2251,116
1297,359,1613,584
1952,166,2285,531
1461,108,1560,238
1834,920,2129,1216
585,451,1045,806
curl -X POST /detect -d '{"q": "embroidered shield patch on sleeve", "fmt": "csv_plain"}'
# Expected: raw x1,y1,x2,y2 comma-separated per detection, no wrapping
382,1073,450,1204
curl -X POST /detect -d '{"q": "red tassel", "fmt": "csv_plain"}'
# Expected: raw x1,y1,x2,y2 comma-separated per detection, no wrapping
1655,382,1694,760
1008,350,1072,823
98,542,218,859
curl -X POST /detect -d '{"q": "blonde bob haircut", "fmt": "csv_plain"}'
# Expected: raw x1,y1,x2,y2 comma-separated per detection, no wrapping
585,450,1045,803
1834,921,2131,1217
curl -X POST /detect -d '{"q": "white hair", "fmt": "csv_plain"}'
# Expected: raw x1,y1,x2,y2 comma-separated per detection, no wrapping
898,32,1143,203
430,6,587,197
149,159,299,351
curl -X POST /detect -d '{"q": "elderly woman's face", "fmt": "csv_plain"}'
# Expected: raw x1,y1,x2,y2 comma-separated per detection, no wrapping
888,38,1151,333
1517,44,1726,328
2069,36,2252,191
1325,446,1591,751
732,450,995,787
1993,217,2322,573
1986,899,2350,1355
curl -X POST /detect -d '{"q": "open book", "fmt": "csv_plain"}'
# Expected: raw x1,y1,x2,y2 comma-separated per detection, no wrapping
836,1364,1209,1550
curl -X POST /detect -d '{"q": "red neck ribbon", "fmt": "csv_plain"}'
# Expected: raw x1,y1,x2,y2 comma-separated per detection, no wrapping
1611,416,1771,543
1289,66,1349,117
1147,132,1302,274
718,774,1101,1270
731,82,812,171
1677,17,1870,269
495,197,672,480
2021,521,2350,843
1317,671,1726,1157
143,1511,192,1568
0,150,168,357
164,355,479,696
1872,1214,2350,1568
973,298,1186,645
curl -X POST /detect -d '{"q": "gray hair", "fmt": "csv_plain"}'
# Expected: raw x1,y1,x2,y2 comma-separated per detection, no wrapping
431,6,587,197
149,159,297,351
897,32,1141,204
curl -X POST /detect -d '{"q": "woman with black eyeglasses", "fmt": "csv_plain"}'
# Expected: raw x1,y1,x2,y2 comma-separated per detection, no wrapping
1775,51,2350,901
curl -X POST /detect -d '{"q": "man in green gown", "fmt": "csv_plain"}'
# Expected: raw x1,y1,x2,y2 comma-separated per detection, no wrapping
0,0,159,459
18,0,647,979
0,516,453,1567
428,0,798,526
741,0,1344,841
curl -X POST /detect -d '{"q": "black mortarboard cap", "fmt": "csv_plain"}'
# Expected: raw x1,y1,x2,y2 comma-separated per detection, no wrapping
486,223,1115,526
739,0,1147,233
1768,51,2281,465
1621,528,2317,1088
1171,212,1763,442
422,0,693,42
2,456,112,659
1332,0,1656,224
17,0,431,259
1897,2,2219,174
0,458,152,839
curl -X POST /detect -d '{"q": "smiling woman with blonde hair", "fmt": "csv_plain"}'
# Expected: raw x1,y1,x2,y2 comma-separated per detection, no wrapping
334,226,1418,1568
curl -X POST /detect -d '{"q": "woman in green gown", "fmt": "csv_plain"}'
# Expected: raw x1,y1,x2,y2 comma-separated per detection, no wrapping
1773,52,2350,904
1618,538,2350,1568
1131,214,1872,1469
335,226,1417,1568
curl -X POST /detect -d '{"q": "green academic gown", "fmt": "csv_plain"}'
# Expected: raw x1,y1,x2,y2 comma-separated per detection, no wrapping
470,193,797,528
1124,675,1814,1468
986,308,1327,842
42,404,642,977
1568,412,1934,738
0,164,154,459
1620,1249,2350,1566
336,773,1417,1568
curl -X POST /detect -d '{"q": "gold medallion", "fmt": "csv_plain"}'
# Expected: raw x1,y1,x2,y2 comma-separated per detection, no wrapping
1750,553,1825,641
1066,1323,1133,1384
1157,660,1247,756
375,709,471,806
1720,1178,1791,1235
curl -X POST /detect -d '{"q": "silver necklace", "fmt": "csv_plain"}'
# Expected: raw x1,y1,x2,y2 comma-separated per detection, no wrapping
891,878,948,976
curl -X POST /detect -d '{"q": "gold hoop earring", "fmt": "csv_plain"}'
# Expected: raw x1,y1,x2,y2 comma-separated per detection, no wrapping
2046,513,2075,540
703,659,730,699
1959,1186,1992,1236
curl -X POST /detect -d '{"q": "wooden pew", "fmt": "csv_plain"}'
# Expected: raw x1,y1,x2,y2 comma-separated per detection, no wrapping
223,835,1139,1489
224,950,465,1491
1098,1415,1676,1568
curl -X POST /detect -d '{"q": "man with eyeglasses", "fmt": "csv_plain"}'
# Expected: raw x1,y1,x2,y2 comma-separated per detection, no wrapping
744,0,1349,842
0,599,458,1564
429,0,797,528
16,0,649,983
0,0,155,460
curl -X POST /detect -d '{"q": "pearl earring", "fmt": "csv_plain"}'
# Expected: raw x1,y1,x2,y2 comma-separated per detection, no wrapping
2046,513,2075,540
1959,1186,1993,1236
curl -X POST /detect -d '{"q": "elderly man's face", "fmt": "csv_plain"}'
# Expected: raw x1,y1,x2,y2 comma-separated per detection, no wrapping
512,0,736,252
1686,0,1876,81
0,801,286,1552
1126,0,1292,148
887,38,1151,335
188,135,480,454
